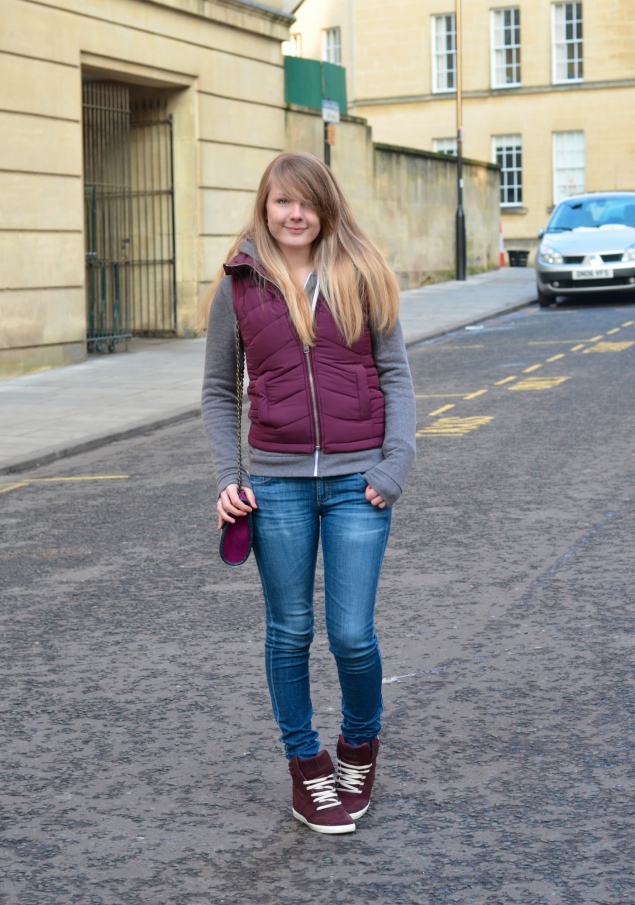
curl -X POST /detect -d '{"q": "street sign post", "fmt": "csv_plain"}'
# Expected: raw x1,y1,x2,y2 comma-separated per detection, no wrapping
322,99,340,166
322,99,340,123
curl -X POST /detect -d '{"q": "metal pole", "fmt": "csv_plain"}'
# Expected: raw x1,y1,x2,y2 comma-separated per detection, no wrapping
321,60,331,167
455,0,466,281
168,114,178,332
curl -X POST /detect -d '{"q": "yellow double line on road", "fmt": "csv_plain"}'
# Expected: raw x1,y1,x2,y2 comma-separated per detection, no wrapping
416,319,634,437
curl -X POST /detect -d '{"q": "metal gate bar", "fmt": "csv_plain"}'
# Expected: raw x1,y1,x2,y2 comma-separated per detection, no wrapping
83,81,132,351
82,83,177,349
130,99,177,335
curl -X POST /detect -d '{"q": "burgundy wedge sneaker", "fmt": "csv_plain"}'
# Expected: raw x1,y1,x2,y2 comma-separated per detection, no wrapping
335,735,379,820
289,750,356,834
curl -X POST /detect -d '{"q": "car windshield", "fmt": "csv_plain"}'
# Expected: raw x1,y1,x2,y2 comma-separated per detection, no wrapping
548,196,635,231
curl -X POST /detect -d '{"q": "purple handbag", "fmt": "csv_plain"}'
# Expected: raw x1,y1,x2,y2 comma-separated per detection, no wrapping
218,323,253,566
219,491,253,565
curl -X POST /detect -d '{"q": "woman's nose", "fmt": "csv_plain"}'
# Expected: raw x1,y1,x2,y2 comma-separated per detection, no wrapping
288,202,303,219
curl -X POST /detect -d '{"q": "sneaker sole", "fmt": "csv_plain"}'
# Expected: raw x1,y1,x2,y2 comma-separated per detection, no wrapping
292,809,356,834
346,802,370,820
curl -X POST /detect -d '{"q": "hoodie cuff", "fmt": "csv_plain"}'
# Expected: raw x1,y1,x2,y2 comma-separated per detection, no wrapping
217,472,253,498
362,466,403,508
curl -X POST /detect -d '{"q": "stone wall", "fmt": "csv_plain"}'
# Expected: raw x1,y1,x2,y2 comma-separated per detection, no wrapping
287,106,500,288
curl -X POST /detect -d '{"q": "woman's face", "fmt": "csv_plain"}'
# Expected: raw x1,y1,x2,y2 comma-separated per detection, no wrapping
266,182,321,256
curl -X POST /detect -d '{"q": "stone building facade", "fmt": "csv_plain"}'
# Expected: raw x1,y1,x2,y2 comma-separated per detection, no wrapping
291,0,635,255
2,0,499,378
1,0,292,377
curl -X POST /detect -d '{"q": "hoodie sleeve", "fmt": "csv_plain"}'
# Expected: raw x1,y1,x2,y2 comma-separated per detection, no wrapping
201,275,252,497
362,318,416,507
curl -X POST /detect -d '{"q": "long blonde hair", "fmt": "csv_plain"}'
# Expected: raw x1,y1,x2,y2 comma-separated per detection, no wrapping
199,151,400,345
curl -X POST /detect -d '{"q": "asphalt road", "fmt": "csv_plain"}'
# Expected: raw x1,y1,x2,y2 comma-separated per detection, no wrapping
1,299,634,905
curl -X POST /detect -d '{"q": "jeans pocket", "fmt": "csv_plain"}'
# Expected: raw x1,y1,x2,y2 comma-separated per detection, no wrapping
249,474,274,486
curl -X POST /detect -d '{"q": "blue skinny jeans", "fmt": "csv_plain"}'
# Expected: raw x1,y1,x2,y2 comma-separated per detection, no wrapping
250,473,392,760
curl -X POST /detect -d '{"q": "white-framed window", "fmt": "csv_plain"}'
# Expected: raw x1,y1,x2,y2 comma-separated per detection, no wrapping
431,14,456,93
553,131,585,203
282,33,302,57
433,138,457,156
322,27,341,65
491,8,521,88
552,3,583,83
493,134,523,206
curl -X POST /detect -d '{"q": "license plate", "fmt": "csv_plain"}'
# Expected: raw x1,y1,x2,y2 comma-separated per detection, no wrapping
572,268,613,280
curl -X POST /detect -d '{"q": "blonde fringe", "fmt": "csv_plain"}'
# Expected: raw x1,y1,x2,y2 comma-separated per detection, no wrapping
198,153,400,346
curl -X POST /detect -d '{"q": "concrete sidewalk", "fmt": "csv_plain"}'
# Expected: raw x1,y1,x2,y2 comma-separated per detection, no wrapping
0,267,537,475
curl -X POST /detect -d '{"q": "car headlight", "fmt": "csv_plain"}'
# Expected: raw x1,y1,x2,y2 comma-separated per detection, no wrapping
539,244,564,265
622,243,635,262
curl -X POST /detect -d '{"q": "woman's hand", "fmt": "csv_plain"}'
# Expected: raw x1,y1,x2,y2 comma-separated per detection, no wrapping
365,485,387,509
217,484,257,530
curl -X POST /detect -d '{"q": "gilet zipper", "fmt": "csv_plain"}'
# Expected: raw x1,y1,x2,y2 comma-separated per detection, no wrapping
303,341,321,462
305,276,322,475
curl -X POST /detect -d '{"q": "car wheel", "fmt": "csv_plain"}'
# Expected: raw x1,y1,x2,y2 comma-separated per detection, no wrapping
537,287,553,308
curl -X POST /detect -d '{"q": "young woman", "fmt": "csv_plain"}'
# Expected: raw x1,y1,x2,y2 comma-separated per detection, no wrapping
201,152,416,834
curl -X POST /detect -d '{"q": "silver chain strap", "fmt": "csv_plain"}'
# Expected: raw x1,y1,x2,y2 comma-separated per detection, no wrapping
235,321,245,490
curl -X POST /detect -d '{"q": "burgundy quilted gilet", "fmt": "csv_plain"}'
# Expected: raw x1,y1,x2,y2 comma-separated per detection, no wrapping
224,253,385,454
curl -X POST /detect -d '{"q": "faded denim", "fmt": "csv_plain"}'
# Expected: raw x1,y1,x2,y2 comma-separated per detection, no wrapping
251,473,392,760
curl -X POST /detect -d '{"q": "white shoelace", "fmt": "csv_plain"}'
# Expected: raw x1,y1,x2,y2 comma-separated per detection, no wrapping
336,759,372,795
304,772,341,811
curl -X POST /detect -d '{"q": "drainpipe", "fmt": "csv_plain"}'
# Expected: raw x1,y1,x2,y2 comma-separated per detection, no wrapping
349,0,356,113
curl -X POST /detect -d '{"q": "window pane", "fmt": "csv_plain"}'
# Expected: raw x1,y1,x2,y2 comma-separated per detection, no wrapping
491,8,521,88
283,33,302,57
553,2,583,82
433,137,457,155
494,134,522,206
433,14,456,92
323,27,341,65
553,131,585,203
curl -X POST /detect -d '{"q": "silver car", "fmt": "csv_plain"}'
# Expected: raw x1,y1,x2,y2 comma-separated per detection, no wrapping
535,192,635,307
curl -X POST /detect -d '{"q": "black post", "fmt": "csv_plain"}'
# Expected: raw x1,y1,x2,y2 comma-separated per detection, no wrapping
455,127,466,281
454,0,466,281
324,122,331,168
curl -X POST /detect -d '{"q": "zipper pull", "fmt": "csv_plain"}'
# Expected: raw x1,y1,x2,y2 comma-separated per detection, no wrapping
303,343,309,354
